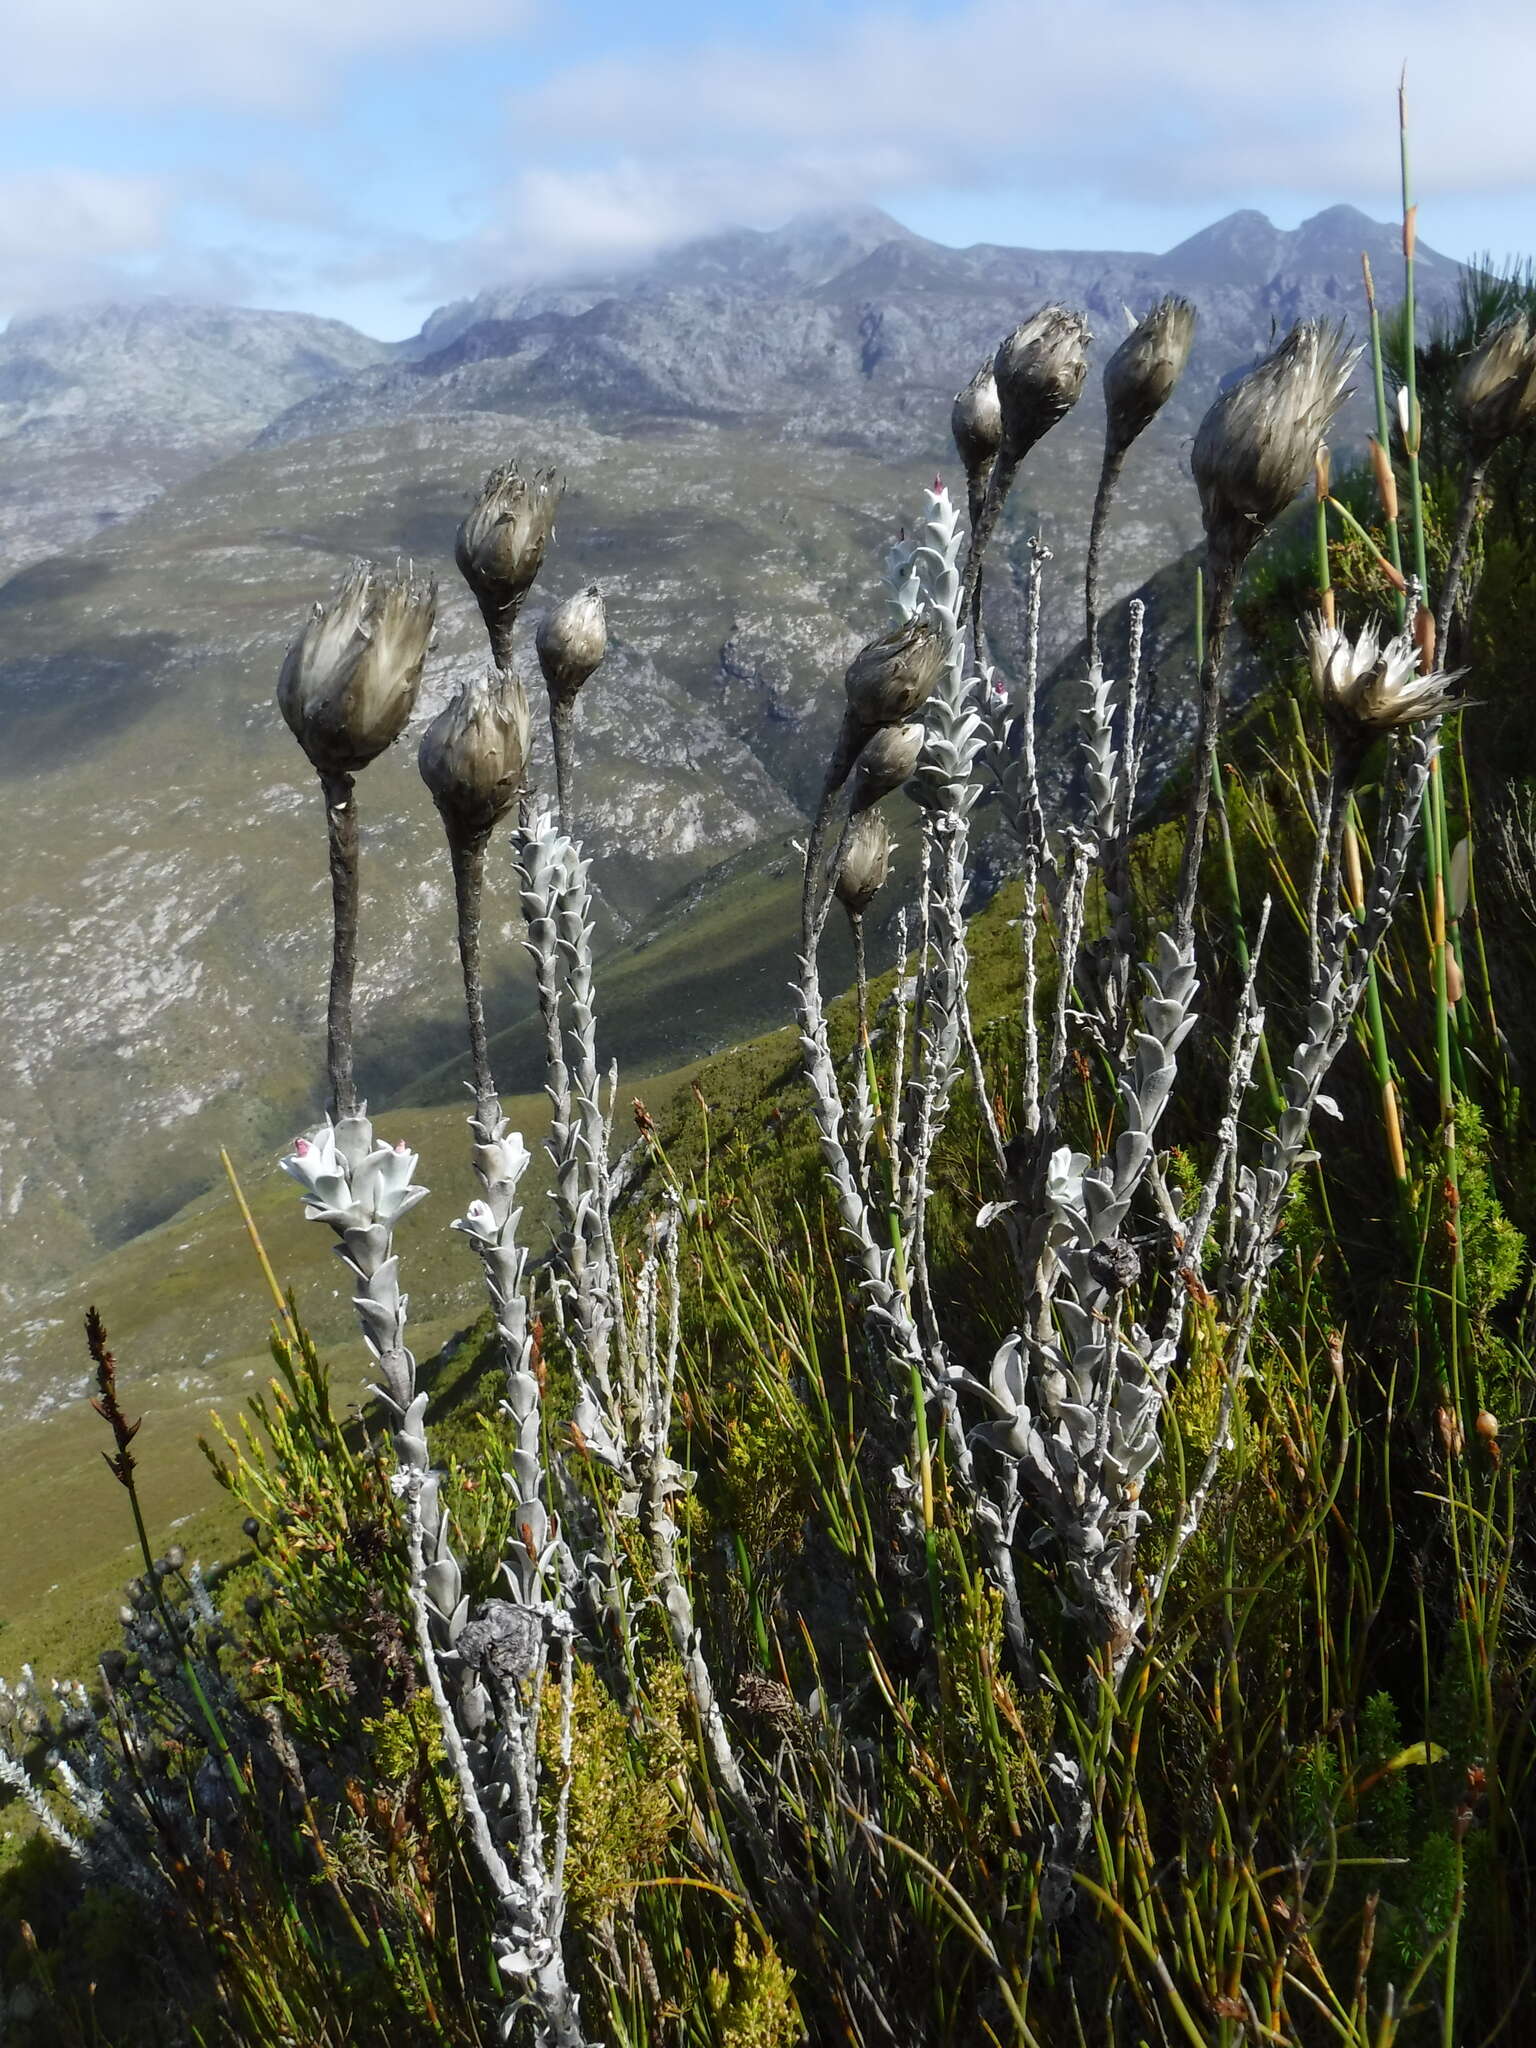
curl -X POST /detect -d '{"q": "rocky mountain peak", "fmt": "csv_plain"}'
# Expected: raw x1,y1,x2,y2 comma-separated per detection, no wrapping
1163,209,1291,284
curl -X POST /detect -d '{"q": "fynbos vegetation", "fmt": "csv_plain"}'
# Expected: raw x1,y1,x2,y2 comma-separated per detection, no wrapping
5,116,1536,2048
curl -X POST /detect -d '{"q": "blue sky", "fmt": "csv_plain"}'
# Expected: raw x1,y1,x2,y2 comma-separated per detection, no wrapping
4,0,1534,340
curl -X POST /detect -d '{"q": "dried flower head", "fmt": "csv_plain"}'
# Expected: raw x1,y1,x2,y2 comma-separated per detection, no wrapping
1104,296,1196,455
992,306,1092,462
844,614,944,730
536,585,607,705
455,463,561,662
278,561,436,778
951,358,1003,477
418,669,531,842
834,810,893,915
1193,321,1358,578
850,719,925,814
1456,315,1536,455
1305,614,1461,750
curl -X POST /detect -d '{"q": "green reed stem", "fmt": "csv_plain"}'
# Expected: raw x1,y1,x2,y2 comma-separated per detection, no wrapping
1195,568,1281,1115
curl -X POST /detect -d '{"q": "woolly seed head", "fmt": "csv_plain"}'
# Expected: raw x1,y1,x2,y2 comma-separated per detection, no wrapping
1456,315,1536,455
951,358,1003,477
992,306,1092,462
1103,296,1196,455
835,810,893,915
536,585,607,705
843,614,944,730
455,464,561,655
1192,321,1358,579
850,720,925,814
418,668,531,841
278,560,436,778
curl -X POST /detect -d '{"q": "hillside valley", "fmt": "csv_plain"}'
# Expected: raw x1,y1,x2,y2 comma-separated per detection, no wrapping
0,199,1463,1470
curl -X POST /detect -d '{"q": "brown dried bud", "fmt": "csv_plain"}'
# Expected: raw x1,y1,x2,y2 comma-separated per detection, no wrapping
278,561,436,778
418,669,531,842
1367,435,1399,522
834,810,893,915
536,585,607,706
455,464,561,663
844,615,943,729
1456,315,1536,456
850,720,924,814
1103,295,1196,455
993,306,1092,462
1436,1402,1465,1459
1475,1409,1500,1464
951,358,1003,477
1192,321,1358,579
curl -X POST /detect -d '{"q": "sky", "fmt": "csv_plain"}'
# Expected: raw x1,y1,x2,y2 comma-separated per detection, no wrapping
3,0,1535,342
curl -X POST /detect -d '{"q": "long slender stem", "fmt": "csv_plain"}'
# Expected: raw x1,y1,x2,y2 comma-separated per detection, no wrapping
1361,249,1411,1189
1305,765,1342,992
800,783,840,957
320,769,359,1120
1399,85,1429,610
851,910,869,1049
448,831,495,1124
1085,438,1127,670
1435,458,1488,656
960,450,1020,632
550,696,576,835
965,464,992,652
1174,560,1237,949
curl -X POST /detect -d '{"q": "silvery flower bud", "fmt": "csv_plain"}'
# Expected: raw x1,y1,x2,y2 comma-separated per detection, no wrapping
850,720,924,814
1456,316,1536,455
536,585,607,706
418,669,531,843
844,615,943,728
456,463,561,663
951,359,1002,477
835,811,893,915
993,307,1092,462
1104,296,1196,455
1192,321,1358,578
278,562,436,779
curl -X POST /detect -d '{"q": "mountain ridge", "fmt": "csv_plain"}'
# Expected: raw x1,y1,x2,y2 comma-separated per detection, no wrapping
0,195,1464,1431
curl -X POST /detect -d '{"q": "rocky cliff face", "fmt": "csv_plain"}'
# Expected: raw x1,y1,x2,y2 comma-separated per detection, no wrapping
0,203,1459,1416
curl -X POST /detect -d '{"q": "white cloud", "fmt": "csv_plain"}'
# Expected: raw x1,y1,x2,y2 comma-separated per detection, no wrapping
0,170,176,309
507,1,1536,231
2,0,534,113
4,0,1534,331
462,146,926,280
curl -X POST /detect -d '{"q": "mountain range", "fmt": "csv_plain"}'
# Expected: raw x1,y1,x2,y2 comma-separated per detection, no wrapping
0,201,1462,1443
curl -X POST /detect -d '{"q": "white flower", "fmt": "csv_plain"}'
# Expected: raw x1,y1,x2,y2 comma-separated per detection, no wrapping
279,1121,426,1229
1304,614,1460,742
453,1198,499,1242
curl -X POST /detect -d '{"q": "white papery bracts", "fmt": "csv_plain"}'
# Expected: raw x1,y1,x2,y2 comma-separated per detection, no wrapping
898,485,987,818
966,931,1198,1646
1077,662,1120,850
453,1123,560,1607
281,1114,427,1423
515,807,623,1432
